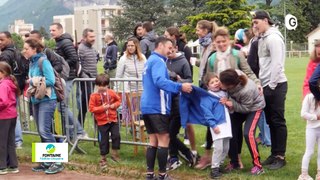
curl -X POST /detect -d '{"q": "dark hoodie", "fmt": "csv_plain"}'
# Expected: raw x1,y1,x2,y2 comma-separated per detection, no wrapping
104,40,118,70
55,33,79,80
140,30,157,58
166,52,192,115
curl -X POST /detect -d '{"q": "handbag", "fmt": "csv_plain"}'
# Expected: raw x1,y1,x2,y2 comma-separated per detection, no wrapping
34,77,47,99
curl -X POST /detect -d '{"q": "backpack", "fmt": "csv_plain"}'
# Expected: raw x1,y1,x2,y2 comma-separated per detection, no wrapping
38,57,65,102
209,49,241,72
44,48,70,80
7,48,28,92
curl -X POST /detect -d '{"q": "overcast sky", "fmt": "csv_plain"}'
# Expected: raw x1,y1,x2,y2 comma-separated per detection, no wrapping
0,0,7,6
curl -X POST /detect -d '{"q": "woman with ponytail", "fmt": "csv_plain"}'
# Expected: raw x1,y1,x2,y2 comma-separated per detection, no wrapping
0,61,19,175
195,20,218,86
219,69,265,175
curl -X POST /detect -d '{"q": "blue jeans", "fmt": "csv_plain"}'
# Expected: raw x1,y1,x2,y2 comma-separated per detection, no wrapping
63,80,84,137
15,98,23,145
257,111,271,146
33,100,57,143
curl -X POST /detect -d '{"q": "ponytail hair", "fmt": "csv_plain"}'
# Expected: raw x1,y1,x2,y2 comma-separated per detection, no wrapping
0,61,20,95
197,20,218,34
9,75,21,95
219,69,247,87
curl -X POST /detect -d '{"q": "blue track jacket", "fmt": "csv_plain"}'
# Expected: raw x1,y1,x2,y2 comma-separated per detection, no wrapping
141,52,182,115
180,86,225,128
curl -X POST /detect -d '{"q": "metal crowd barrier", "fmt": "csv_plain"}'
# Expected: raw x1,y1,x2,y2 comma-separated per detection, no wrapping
69,78,148,155
19,96,68,143
19,78,149,156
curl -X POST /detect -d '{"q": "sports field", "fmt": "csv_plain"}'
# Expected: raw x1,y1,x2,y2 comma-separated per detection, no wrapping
18,57,313,179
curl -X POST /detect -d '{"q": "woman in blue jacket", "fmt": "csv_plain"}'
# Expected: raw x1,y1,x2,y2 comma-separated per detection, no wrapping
23,38,63,174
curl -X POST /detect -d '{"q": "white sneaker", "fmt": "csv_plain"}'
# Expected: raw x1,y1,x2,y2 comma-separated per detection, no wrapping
15,142,23,149
30,115,34,121
77,132,89,139
184,139,190,145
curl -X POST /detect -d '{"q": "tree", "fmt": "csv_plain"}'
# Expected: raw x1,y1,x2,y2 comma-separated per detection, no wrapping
181,0,255,40
266,0,272,7
304,0,320,30
45,39,56,49
11,33,24,50
110,0,202,41
39,26,50,40
110,0,166,41
269,0,311,43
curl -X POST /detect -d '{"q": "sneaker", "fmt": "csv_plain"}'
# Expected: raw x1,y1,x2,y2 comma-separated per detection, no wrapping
77,132,89,139
0,169,7,175
224,163,240,173
179,151,195,167
297,174,313,180
166,157,182,171
262,155,276,166
195,156,211,170
15,141,23,149
32,162,51,172
30,115,34,121
100,158,107,169
146,173,157,180
186,151,197,167
44,163,64,174
251,166,264,175
267,157,286,170
184,139,190,145
210,167,222,179
7,167,19,174
111,155,121,163
158,173,172,180
201,142,206,148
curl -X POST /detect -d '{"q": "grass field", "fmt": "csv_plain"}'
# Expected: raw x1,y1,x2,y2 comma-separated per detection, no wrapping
18,57,315,179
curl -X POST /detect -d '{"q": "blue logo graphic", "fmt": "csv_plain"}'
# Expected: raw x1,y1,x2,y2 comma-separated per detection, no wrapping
46,144,56,154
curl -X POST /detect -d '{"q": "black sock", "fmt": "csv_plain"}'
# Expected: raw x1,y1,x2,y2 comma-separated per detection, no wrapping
146,146,157,172
157,146,169,173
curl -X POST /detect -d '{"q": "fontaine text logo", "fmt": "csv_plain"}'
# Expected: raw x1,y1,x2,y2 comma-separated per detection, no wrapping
32,143,68,162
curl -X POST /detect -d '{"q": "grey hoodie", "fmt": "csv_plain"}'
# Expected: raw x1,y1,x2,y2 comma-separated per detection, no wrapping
166,52,192,83
140,30,157,58
228,78,265,113
258,27,287,89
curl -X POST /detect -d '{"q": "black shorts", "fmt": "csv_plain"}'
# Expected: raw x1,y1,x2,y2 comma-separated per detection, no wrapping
143,114,170,134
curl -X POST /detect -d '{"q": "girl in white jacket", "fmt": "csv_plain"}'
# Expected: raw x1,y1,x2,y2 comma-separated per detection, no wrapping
299,93,320,180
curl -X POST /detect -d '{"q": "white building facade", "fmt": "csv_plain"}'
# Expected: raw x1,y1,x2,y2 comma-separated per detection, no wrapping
74,5,123,54
8,19,34,37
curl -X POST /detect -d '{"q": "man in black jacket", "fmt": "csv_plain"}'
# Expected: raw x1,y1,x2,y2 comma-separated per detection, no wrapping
49,23,87,139
0,31,24,149
29,30,63,73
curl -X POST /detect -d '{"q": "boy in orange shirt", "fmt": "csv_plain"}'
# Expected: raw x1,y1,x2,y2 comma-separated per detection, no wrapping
89,73,121,168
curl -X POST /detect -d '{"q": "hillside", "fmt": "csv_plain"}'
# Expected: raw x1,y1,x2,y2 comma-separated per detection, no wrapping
0,0,118,31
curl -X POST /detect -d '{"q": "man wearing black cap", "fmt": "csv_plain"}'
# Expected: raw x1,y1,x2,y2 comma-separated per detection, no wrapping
252,10,288,170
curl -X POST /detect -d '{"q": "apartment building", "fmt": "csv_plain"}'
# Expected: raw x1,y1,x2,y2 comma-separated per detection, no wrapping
53,15,75,39
74,5,123,54
8,19,34,37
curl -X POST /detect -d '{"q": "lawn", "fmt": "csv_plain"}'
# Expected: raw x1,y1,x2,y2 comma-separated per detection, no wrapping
18,57,313,179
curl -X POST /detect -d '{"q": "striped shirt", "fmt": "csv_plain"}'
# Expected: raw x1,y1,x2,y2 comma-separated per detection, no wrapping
78,42,98,78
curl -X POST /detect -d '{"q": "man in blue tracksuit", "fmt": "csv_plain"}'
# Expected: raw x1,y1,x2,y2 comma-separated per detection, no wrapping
141,37,192,180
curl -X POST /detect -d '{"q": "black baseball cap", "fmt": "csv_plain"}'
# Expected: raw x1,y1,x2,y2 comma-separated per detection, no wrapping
251,10,275,25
